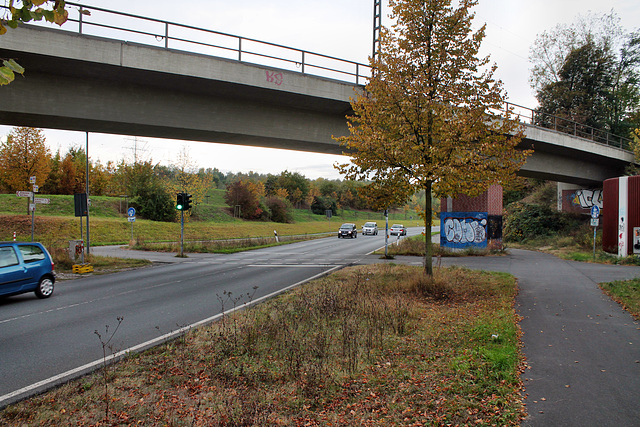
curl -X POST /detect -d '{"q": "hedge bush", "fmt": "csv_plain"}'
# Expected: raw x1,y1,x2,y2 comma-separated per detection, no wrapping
503,202,582,242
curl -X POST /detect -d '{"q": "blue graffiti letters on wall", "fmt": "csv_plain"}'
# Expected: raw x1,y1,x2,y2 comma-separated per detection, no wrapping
440,212,488,249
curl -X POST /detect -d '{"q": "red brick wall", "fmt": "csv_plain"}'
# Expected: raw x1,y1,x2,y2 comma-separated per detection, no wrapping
487,185,503,215
441,185,502,214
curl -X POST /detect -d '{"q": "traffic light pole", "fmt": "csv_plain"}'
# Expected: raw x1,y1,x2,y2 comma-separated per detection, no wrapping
176,191,190,257
180,209,184,257
384,209,389,257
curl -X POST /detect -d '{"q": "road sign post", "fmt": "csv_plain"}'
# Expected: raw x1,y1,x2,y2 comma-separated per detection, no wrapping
128,207,136,242
591,206,600,261
31,186,35,242
16,191,34,241
384,209,389,258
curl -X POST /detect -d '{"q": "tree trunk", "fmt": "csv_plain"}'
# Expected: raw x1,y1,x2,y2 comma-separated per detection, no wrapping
424,180,433,277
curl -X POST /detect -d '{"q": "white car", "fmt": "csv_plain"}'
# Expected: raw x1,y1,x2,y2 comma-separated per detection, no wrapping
362,221,378,235
390,224,407,236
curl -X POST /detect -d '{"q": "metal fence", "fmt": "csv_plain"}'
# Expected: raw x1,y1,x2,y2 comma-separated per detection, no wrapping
503,102,633,151
10,2,371,85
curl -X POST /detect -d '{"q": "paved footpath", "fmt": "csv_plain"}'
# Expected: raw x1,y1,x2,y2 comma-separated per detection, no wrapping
431,249,640,427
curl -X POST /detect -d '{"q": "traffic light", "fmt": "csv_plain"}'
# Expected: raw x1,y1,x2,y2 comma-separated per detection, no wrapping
176,192,185,210
185,193,192,210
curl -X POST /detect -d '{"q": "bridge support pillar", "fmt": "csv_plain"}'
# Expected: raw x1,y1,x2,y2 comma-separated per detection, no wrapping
440,184,503,251
603,175,640,256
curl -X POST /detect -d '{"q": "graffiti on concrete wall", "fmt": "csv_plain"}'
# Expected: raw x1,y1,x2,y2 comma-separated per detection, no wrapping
440,212,488,249
265,70,283,86
571,189,603,209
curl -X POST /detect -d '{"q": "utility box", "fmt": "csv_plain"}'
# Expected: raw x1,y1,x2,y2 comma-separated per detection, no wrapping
634,227,640,255
69,240,83,262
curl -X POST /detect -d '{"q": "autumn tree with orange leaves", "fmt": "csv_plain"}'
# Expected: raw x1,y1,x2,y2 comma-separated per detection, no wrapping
336,0,530,276
0,126,51,192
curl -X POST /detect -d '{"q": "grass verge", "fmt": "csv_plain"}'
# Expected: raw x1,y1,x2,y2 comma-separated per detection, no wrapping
130,234,329,254
0,264,524,426
376,234,504,257
599,278,640,319
46,248,152,276
0,214,344,247
504,226,640,266
550,250,640,266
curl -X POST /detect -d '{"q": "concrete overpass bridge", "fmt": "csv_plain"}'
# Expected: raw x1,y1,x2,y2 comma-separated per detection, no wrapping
0,4,635,187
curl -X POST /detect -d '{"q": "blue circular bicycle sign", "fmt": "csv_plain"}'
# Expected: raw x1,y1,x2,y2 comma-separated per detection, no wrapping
128,207,136,217
590,205,600,219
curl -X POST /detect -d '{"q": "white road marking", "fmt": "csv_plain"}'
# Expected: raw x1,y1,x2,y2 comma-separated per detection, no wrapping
247,264,337,268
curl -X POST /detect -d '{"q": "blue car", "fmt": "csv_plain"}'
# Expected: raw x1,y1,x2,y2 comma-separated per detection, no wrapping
0,242,55,299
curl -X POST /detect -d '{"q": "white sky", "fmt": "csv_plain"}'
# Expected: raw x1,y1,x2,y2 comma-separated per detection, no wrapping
1,0,638,179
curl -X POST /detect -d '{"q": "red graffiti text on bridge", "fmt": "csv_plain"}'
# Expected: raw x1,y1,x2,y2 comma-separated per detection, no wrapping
265,70,283,86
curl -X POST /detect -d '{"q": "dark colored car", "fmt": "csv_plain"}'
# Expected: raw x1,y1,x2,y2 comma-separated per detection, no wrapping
338,223,358,239
390,224,407,236
0,241,55,299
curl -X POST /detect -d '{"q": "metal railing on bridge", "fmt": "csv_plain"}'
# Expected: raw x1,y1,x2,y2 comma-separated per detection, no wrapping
503,103,633,152
1,3,633,153
1,2,371,85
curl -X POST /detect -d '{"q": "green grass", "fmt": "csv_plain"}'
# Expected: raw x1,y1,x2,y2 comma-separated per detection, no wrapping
0,194,123,217
0,192,437,254
202,188,228,207
0,212,338,247
375,233,499,257
0,193,420,223
561,251,640,266
0,264,524,426
131,234,329,254
0,193,423,245
599,278,640,319
506,232,640,266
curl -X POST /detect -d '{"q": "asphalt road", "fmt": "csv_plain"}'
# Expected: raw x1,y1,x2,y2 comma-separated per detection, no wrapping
0,226,424,407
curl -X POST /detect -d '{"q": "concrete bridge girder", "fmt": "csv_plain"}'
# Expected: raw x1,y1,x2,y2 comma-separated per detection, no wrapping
518,146,629,186
0,25,355,154
519,124,635,186
1,68,351,155
0,25,635,185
